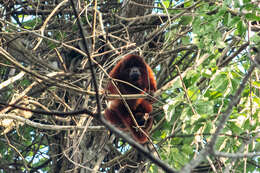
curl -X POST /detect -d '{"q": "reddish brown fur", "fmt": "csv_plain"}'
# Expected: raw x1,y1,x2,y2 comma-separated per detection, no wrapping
104,54,157,143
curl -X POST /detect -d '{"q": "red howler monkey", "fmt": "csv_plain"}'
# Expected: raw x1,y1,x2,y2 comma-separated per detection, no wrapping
104,54,157,144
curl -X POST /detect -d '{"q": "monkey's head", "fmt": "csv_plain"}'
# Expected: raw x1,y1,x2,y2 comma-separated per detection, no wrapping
119,55,147,85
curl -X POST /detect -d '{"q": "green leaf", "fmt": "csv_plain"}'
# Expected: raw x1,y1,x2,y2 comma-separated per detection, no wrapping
250,34,260,45
171,137,183,145
192,17,202,34
243,0,250,3
192,123,204,132
170,147,188,167
171,78,182,90
187,87,199,101
216,39,226,49
194,100,214,115
227,12,232,26
182,36,190,45
211,73,230,92
252,97,260,106
161,1,170,8
163,99,182,122
215,136,226,151
204,122,213,133
202,70,212,78
245,13,260,21
205,89,223,99
180,16,193,25
237,20,246,36
230,16,241,26
182,144,193,155
184,0,192,8
243,3,255,10
229,122,243,134
149,164,159,173
186,69,200,81
244,119,250,130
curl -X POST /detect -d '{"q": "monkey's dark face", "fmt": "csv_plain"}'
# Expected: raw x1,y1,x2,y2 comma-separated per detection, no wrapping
120,58,146,82
117,56,148,91
129,67,141,82
118,65,145,92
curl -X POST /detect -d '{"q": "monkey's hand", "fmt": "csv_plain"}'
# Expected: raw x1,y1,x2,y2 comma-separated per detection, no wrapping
146,91,156,103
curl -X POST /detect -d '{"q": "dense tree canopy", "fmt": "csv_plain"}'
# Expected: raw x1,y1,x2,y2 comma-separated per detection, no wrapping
0,0,259,172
